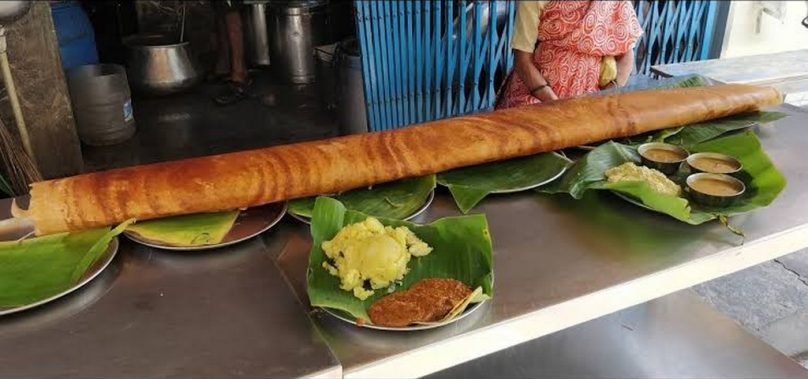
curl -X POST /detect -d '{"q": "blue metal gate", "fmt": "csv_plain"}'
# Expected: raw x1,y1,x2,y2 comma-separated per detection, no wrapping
355,0,722,131
633,0,719,75
355,1,516,131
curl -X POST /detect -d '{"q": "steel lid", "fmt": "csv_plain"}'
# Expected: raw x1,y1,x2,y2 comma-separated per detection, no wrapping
269,0,327,14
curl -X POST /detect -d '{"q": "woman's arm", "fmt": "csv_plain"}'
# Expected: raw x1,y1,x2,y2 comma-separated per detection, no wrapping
615,47,635,87
514,50,558,101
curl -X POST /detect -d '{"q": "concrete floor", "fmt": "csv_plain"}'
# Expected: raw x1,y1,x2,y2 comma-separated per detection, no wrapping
695,249,808,368
81,71,808,369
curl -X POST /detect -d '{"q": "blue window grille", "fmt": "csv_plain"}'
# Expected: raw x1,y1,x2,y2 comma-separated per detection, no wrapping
355,0,722,131
633,0,720,75
355,0,516,131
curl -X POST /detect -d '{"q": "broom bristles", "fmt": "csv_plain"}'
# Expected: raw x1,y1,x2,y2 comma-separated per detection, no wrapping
0,116,41,196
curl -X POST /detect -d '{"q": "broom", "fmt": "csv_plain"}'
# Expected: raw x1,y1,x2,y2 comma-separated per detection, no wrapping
0,113,40,197
0,18,41,197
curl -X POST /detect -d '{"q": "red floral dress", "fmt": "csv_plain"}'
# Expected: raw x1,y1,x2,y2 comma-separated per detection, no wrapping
496,1,643,109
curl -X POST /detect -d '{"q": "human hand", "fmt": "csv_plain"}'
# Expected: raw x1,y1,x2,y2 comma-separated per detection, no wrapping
602,80,618,90
532,86,558,102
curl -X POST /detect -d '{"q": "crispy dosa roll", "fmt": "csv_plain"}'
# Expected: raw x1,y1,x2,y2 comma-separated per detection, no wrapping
16,84,781,235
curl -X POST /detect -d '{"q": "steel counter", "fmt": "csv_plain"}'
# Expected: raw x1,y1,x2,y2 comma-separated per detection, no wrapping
274,104,808,378
0,236,341,378
1,105,807,378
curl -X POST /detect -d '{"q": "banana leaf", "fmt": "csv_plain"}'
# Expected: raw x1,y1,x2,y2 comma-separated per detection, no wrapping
540,130,786,225
541,142,639,198
0,221,130,307
289,175,436,220
437,152,571,213
126,211,239,246
306,197,493,323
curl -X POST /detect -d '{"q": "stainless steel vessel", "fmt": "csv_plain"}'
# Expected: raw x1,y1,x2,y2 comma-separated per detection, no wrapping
314,43,337,110
336,38,368,134
123,34,201,96
243,1,270,67
268,0,328,83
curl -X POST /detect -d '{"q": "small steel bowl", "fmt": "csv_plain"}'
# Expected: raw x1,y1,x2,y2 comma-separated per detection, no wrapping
686,152,743,175
686,173,746,208
637,142,689,175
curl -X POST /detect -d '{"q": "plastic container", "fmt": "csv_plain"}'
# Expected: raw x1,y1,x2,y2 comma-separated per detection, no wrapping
50,1,99,70
66,64,135,146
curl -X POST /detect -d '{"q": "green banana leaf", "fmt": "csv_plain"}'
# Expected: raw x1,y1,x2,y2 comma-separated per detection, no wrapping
541,141,640,198
289,175,436,220
126,211,239,246
0,221,130,307
437,152,571,214
306,197,493,323
540,130,786,225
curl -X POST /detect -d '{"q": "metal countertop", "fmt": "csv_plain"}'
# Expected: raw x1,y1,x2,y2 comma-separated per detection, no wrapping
1,105,807,378
274,104,808,378
0,236,341,378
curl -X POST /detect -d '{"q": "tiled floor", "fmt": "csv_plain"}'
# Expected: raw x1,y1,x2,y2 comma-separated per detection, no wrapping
695,249,808,368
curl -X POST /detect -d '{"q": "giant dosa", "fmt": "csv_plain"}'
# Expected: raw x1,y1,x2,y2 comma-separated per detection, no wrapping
15,84,782,235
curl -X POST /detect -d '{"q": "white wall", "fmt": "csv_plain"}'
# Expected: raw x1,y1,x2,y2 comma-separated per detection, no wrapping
721,1,808,58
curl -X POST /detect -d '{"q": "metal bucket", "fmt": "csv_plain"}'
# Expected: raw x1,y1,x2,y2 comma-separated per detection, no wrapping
243,2,270,67
314,43,337,110
123,34,201,96
336,38,368,135
66,64,136,146
268,0,328,84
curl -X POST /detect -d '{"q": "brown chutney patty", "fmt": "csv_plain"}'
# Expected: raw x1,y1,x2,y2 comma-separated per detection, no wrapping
368,278,473,327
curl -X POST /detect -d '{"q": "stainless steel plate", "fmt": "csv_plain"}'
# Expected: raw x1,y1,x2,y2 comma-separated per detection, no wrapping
321,299,486,331
124,202,287,251
0,237,119,316
490,165,569,194
289,190,435,225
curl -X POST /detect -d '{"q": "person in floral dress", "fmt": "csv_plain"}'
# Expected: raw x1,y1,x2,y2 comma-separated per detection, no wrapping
496,1,643,109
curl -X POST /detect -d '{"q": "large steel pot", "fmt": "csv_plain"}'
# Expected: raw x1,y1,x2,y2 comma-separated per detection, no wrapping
314,43,337,110
243,1,270,67
336,38,367,135
123,34,200,96
268,0,328,84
